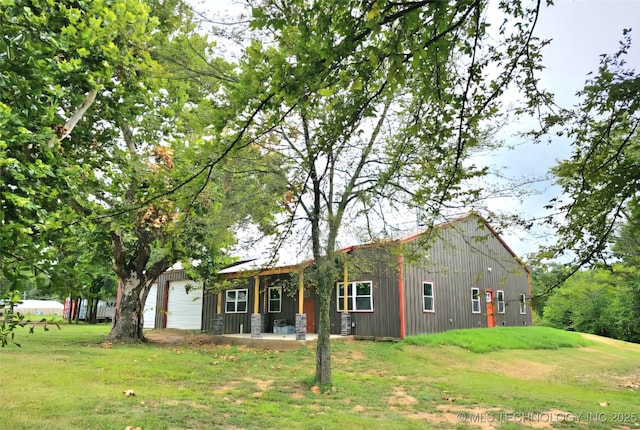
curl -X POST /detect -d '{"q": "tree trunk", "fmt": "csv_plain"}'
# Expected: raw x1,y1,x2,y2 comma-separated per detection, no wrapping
108,272,146,343
315,284,332,385
314,257,338,385
74,297,81,324
87,297,96,324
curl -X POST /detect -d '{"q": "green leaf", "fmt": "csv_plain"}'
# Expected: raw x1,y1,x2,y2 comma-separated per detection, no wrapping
318,87,336,97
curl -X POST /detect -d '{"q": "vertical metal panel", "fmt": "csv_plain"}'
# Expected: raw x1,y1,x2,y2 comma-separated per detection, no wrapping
220,277,253,334
403,215,531,336
330,248,401,338
201,289,217,332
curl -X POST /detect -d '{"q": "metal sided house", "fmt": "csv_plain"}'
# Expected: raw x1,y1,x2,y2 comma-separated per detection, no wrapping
331,212,532,339
147,213,531,340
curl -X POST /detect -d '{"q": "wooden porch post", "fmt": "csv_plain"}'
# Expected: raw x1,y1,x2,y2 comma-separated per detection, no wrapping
253,275,260,314
295,268,307,340
341,259,351,336
251,275,262,338
216,291,222,314
343,262,348,313
298,269,304,314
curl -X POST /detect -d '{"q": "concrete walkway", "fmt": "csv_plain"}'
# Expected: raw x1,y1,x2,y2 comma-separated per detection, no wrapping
211,332,350,350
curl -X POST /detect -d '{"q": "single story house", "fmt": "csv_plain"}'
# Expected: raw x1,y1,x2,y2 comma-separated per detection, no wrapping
144,213,532,339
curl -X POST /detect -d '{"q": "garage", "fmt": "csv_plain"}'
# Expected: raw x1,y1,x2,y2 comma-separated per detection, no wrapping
143,283,158,329
166,279,203,330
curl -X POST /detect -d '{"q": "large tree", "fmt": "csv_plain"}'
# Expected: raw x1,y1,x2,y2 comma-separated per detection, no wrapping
534,31,638,273
1,0,286,343
225,0,549,385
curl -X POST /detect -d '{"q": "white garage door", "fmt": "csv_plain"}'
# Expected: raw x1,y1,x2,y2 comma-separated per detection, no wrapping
167,280,203,330
143,283,158,329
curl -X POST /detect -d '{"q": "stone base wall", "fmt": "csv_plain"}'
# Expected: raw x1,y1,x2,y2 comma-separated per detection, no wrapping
211,314,224,335
251,313,262,338
340,313,351,336
295,313,307,341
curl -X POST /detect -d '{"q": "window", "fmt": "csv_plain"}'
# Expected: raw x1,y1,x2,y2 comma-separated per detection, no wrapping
471,288,481,313
497,290,505,314
225,289,248,313
268,287,282,313
423,282,434,312
519,293,527,315
336,281,373,312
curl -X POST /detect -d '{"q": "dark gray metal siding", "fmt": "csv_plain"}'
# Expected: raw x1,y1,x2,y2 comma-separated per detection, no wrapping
403,216,531,336
201,288,217,332
330,247,401,338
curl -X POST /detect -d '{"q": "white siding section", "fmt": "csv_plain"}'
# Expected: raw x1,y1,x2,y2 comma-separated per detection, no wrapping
143,284,158,329
167,280,203,330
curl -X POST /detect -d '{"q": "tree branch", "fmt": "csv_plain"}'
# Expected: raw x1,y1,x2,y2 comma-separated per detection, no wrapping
50,89,98,144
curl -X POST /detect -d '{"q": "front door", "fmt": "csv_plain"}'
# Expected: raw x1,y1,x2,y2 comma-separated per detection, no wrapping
485,290,496,328
303,297,315,333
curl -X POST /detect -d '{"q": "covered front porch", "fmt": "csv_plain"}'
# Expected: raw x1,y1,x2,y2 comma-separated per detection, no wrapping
211,332,349,350
205,257,356,340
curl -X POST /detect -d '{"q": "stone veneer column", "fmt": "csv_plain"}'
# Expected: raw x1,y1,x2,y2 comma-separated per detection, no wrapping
340,313,351,336
295,313,307,341
251,313,262,338
211,314,224,335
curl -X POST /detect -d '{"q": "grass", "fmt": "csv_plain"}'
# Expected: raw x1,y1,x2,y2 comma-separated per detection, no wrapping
402,326,594,352
1,324,639,429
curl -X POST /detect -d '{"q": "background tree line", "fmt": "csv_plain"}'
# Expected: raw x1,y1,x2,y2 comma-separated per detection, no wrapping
531,199,640,344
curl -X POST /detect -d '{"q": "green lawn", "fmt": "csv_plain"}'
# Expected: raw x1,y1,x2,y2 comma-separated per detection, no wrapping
1,325,638,429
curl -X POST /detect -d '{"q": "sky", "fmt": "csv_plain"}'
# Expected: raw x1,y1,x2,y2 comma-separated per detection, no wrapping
484,0,640,257
190,0,639,261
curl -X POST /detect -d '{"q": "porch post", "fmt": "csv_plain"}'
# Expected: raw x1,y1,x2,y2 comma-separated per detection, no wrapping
212,291,224,335
295,268,306,340
251,275,262,338
341,261,351,336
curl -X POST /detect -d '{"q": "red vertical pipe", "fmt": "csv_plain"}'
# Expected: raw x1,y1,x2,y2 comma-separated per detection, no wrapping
398,254,406,339
162,280,169,329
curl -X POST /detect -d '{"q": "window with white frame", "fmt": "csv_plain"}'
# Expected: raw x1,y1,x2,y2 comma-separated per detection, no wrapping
471,288,481,313
336,281,373,312
423,282,434,312
519,293,527,314
225,289,248,313
497,290,505,314
268,287,282,313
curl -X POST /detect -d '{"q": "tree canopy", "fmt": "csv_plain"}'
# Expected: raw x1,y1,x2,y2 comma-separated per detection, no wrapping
0,0,287,343
230,0,550,384
535,31,638,272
